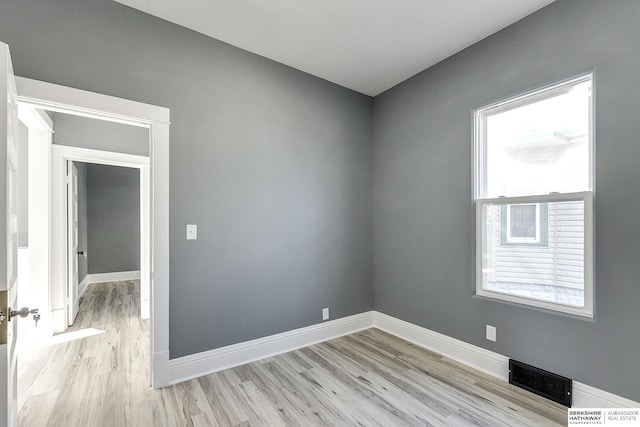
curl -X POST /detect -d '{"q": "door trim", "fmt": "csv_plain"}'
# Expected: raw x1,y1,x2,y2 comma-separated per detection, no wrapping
66,160,79,326
16,77,170,389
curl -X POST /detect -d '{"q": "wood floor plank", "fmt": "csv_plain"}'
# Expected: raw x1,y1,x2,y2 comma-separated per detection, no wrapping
17,390,60,427
18,281,566,426
198,375,248,427
234,363,318,426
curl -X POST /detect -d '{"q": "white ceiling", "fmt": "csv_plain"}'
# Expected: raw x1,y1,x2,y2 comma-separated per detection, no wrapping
114,0,555,96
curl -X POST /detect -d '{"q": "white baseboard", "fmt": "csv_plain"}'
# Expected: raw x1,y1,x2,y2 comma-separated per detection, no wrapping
372,312,640,409
51,308,67,334
572,382,640,409
374,312,508,380
152,350,170,389
168,311,375,385
165,309,638,408
87,270,141,284
78,275,90,298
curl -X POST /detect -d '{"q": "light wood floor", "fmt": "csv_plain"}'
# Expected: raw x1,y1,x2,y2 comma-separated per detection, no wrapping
18,281,566,426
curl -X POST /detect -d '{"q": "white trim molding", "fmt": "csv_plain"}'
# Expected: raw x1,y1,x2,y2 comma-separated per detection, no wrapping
168,311,375,385
167,310,639,409
16,76,169,126
572,382,640,409
78,275,90,299
87,270,141,284
372,312,640,409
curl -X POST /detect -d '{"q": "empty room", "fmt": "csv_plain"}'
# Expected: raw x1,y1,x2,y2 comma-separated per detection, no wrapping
0,0,639,426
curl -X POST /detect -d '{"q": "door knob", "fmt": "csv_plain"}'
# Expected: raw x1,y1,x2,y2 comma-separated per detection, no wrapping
9,307,38,321
77,251,87,257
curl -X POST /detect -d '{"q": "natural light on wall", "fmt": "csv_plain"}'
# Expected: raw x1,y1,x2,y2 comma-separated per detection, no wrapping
474,74,594,317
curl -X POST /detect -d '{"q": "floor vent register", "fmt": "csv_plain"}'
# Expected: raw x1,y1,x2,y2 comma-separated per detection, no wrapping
509,359,572,407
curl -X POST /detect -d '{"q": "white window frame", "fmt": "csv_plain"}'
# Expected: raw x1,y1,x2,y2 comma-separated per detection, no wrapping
473,73,595,318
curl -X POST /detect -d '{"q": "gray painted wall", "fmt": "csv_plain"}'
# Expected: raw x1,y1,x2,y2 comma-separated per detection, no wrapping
51,112,149,156
0,0,373,358
17,120,28,247
75,162,88,283
86,164,140,274
373,0,640,401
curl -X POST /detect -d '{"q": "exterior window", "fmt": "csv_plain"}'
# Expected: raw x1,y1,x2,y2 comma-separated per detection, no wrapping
474,74,594,317
501,203,548,246
508,204,538,241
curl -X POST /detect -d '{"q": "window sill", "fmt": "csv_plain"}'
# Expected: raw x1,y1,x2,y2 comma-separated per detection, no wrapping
474,289,595,320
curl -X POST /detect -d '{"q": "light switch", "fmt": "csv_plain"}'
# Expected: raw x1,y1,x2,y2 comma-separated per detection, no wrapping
186,224,197,240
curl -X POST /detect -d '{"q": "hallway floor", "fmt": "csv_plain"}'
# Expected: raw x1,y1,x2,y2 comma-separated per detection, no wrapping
18,280,154,426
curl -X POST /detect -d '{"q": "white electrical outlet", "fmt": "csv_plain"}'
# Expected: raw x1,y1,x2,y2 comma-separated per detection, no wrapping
322,308,329,321
486,325,497,342
186,224,197,240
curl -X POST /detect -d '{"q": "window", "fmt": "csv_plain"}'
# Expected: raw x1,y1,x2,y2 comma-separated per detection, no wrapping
501,203,548,246
474,74,594,317
508,204,538,241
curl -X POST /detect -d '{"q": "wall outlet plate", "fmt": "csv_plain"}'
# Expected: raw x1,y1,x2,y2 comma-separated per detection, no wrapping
486,324,497,342
322,308,329,321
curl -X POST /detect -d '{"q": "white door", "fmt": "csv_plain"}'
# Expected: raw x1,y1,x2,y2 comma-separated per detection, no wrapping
0,41,20,427
67,161,79,325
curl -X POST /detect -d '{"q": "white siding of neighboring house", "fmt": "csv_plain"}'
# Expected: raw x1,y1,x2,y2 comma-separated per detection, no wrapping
487,201,584,289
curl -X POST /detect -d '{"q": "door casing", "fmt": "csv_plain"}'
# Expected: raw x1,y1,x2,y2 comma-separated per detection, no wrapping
16,77,171,389
67,160,79,326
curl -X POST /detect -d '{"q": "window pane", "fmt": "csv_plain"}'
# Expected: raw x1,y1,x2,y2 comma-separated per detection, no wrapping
484,80,591,198
510,204,536,239
481,199,585,308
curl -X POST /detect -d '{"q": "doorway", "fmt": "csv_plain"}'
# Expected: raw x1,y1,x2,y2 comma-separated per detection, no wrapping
14,76,170,390
16,108,152,420
66,160,148,326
